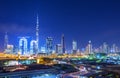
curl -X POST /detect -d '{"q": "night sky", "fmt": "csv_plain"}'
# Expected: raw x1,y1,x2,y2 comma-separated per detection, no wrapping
0,0,120,51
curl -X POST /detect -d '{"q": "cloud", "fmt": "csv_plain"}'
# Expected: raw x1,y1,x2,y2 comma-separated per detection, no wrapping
0,23,33,33
103,29,120,37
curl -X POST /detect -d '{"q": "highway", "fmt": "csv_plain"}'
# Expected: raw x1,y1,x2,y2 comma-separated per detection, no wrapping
0,69,59,78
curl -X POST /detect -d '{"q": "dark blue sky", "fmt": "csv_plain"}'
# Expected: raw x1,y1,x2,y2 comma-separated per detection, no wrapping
0,0,120,51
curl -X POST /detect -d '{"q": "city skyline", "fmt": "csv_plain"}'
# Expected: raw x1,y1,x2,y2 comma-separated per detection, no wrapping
2,31,120,54
0,0,120,51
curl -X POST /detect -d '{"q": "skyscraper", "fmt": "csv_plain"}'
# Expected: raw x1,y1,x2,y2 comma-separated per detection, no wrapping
19,37,28,55
46,37,53,55
56,44,62,54
30,40,37,55
72,40,77,54
86,40,92,54
103,42,108,53
61,34,65,54
29,15,39,55
6,44,14,54
36,14,39,54
111,44,119,53
88,40,92,54
4,32,8,51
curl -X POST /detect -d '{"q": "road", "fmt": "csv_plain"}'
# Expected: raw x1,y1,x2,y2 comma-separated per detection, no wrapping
0,69,59,78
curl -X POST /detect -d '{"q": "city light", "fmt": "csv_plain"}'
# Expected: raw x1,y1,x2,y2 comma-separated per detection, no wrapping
0,0,120,78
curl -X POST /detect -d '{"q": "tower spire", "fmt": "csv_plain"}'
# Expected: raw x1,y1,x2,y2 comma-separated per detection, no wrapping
36,14,39,53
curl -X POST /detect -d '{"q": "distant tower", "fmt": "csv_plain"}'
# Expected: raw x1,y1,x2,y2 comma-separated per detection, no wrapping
61,34,65,54
103,42,108,53
4,32,8,51
72,40,77,54
111,44,117,53
36,14,39,53
46,37,53,55
87,40,92,54
56,44,62,54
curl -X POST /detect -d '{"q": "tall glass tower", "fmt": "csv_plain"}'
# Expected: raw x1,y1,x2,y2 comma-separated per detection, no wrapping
46,37,53,55
36,14,39,54
4,32,8,51
72,40,77,54
61,34,65,54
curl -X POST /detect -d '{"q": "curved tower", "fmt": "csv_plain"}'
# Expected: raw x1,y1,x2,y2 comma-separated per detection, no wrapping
19,37,28,55
30,40,37,55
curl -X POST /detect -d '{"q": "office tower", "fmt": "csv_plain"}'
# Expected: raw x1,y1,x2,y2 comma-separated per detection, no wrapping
6,45,14,54
61,34,65,54
88,40,92,54
46,37,53,55
94,48,100,53
85,40,92,54
111,44,117,53
19,37,28,55
40,46,46,53
56,44,62,54
36,14,39,54
85,45,89,54
77,49,80,53
72,40,77,54
99,46,103,53
115,46,119,52
4,32,8,51
56,44,58,54
103,42,108,53
13,46,19,54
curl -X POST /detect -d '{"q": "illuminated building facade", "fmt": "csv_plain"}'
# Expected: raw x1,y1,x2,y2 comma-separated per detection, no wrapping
40,46,46,53
61,34,65,54
103,42,109,53
46,37,53,54
111,44,119,53
72,40,77,54
88,40,92,54
56,44,62,54
19,37,28,55
36,14,39,53
4,32,8,51
5,44,14,54
86,40,92,54
30,15,40,55
30,40,37,55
